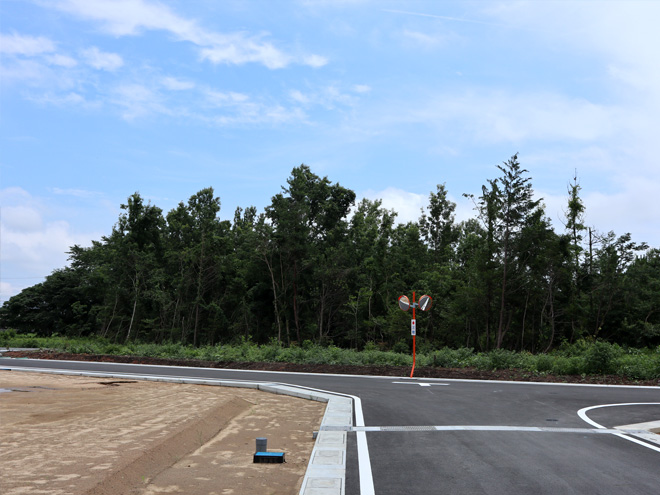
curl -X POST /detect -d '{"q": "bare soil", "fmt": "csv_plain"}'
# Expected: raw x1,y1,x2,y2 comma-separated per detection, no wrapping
0,370,325,495
5,350,659,386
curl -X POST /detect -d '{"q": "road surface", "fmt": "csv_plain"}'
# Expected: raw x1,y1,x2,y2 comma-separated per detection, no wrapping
3,357,659,494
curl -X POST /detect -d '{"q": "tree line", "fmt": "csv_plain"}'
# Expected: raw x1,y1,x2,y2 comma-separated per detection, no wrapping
2,155,659,351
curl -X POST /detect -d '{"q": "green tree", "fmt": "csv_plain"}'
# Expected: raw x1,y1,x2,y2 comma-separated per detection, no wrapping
106,193,166,343
623,248,660,345
493,154,542,348
419,183,458,264
266,165,355,343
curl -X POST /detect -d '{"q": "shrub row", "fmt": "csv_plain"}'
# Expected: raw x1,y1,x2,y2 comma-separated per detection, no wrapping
2,333,659,381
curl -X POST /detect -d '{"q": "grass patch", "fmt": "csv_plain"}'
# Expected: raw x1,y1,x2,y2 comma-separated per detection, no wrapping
2,333,659,381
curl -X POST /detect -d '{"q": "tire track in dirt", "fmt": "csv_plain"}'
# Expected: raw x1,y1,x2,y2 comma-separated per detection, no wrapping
84,397,252,495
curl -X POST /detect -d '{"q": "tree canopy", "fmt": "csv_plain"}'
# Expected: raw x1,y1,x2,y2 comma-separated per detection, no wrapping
2,159,658,351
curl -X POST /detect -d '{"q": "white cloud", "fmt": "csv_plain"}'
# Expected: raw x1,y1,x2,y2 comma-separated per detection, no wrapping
0,33,55,55
51,0,325,69
360,187,474,227
52,0,197,37
361,187,426,224
287,84,362,111
351,88,619,149
0,59,52,85
161,76,194,91
112,83,163,120
199,38,292,69
81,46,123,71
200,89,305,125
583,178,660,246
205,90,250,106
477,1,660,248
303,54,328,68
0,188,103,303
0,33,74,87
28,92,88,107
432,91,616,144
352,84,371,94
2,206,43,232
538,178,660,248
0,280,27,304
46,53,78,67
209,102,305,127
401,29,444,48
290,89,310,104
484,2,660,98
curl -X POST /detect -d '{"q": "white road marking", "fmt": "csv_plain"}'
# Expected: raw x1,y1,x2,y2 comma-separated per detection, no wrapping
348,425,623,433
392,381,449,387
352,394,375,495
577,402,660,454
5,357,660,389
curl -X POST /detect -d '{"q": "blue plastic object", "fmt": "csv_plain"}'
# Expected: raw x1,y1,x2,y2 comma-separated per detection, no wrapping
253,452,285,464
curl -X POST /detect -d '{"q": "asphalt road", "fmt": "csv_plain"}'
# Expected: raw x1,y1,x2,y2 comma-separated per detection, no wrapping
3,357,660,494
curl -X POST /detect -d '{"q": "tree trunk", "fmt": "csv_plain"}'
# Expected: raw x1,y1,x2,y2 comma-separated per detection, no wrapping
193,234,206,347
544,282,557,353
126,293,138,343
263,252,283,344
292,261,301,343
102,293,119,338
497,233,510,349
125,271,139,343
520,290,529,351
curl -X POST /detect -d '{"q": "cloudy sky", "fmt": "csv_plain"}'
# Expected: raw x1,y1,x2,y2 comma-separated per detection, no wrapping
2,0,659,303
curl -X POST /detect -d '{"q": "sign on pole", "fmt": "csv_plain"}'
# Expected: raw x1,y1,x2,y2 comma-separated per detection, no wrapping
397,292,432,378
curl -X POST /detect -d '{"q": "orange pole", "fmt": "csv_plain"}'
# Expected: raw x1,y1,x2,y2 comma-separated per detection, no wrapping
410,291,416,378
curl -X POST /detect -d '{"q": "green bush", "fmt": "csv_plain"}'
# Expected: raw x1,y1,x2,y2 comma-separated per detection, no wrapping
392,339,409,354
0,329,18,346
616,352,660,380
534,354,553,373
5,334,658,381
550,356,582,376
582,341,621,375
487,349,519,370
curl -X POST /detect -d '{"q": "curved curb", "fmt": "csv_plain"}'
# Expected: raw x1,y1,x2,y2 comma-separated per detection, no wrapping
0,365,354,495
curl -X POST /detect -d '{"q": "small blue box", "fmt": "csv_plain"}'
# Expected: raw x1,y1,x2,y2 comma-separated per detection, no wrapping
253,452,285,464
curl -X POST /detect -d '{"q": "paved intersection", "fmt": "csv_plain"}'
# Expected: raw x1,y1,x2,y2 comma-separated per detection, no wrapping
2,357,659,494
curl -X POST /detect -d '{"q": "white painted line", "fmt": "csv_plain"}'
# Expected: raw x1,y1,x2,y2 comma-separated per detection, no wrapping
392,381,449,387
5,357,660,389
578,403,660,454
350,425,622,433
352,394,375,495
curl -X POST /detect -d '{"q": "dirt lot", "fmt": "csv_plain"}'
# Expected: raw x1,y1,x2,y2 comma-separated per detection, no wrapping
0,370,325,495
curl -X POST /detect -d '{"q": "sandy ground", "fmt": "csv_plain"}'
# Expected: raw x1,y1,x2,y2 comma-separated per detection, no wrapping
0,371,325,495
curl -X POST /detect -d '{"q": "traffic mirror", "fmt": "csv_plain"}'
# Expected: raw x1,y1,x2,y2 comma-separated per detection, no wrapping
418,295,432,311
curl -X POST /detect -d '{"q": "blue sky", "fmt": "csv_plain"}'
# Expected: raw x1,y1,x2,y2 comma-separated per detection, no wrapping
2,0,659,303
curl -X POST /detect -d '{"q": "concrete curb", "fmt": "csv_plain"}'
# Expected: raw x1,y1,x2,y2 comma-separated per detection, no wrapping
298,396,352,495
615,421,660,447
0,365,350,495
